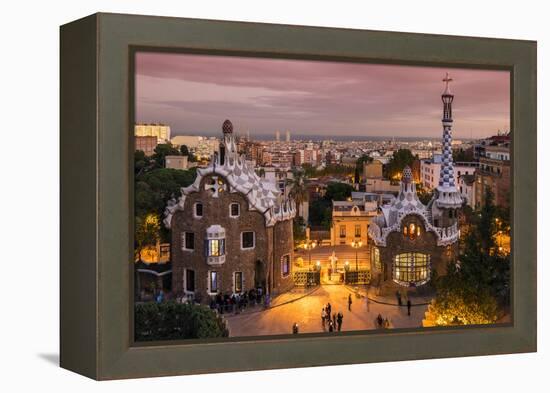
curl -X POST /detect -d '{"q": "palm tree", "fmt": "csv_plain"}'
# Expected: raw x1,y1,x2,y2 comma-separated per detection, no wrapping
288,168,309,218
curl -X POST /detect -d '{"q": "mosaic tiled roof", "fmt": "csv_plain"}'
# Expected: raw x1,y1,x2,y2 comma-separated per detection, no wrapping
164,121,295,228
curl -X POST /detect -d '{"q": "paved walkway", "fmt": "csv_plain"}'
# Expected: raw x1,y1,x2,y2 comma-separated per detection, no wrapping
225,284,429,337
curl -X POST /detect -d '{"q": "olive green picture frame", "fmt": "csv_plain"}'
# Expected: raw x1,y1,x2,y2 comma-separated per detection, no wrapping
60,12,536,380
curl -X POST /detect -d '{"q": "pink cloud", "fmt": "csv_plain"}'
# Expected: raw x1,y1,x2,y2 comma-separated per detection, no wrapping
135,52,510,139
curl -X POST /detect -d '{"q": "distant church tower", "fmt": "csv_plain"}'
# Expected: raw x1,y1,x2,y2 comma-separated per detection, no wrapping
430,73,463,227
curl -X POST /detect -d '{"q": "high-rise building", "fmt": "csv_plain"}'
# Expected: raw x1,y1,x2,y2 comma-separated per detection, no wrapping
285,130,290,142
134,123,171,143
135,136,158,156
275,130,280,142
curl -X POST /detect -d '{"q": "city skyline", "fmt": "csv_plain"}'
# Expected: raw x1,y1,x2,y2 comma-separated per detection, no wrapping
135,52,510,139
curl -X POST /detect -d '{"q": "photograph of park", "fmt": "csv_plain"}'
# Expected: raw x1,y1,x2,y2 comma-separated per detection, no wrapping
132,52,511,341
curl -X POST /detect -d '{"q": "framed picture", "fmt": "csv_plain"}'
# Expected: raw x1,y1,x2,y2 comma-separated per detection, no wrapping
60,13,536,380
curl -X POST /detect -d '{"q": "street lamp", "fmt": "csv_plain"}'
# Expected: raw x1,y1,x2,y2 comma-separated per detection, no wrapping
351,240,362,271
304,239,316,269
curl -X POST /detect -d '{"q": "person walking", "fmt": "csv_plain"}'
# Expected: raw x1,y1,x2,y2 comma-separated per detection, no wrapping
292,322,299,334
407,299,412,316
337,311,343,331
321,307,327,327
333,313,337,328
326,302,332,320
348,294,353,311
328,319,334,332
376,313,383,328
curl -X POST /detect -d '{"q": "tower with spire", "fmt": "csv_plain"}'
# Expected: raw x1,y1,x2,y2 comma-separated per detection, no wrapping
429,73,463,227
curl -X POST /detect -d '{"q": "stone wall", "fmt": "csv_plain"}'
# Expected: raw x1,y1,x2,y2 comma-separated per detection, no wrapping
271,220,295,295
171,174,268,302
170,173,294,302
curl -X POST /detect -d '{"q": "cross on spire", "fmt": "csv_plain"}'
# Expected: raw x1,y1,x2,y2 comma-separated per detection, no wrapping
442,72,453,95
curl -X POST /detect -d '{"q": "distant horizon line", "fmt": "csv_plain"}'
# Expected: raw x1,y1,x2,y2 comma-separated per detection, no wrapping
167,131,506,141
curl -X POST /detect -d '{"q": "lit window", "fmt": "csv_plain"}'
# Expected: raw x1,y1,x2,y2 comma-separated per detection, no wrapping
182,232,195,250
371,247,381,270
230,202,240,217
207,238,225,256
281,255,291,277
234,272,243,293
209,271,219,293
355,225,361,237
339,225,346,238
393,253,430,286
241,231,255,249
404,223,420,240
195,203,203,217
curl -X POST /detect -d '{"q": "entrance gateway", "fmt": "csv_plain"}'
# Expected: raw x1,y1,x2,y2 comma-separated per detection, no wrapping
293,264,371,287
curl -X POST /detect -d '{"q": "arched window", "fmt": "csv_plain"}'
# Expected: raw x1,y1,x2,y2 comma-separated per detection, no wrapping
393,253,430,286
405,223,420,240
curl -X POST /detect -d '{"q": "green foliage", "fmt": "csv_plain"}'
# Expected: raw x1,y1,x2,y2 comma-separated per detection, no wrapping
152,143,181,167
180,144,196,162
477,188,497,253
416,185,434,205
288,168,309,205
425,187,511,326
356,154,373,169
452,148,474,162
425,266,498,326
180,144,190,156
307,182,352,229
134,301,229,341
135,168,197,218
293,216,306,245
325,182,354,201
309,199,332,229
385,149,417,179
135,214,160,261
301,163,317,177
134,150,154,176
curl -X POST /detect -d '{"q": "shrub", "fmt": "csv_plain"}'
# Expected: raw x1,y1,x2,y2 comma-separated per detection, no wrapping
135,301,229,341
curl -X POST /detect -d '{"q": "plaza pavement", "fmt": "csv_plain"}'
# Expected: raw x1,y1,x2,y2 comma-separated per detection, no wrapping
225,284,430,337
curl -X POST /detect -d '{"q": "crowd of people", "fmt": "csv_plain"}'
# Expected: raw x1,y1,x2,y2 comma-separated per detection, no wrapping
320,302,346,332
206,288,270,315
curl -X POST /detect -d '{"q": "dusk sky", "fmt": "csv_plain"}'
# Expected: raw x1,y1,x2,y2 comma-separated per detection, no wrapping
135,52,510,139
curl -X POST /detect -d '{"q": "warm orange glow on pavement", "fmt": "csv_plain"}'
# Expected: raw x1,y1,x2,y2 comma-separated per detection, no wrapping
224,285,427,337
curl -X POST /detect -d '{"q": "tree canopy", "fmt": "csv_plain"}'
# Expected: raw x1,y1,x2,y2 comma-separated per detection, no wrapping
135,167,197,218
385,149,417,180
180,144,197,162
423,188,510,327
325,182,354,201
355,154,373,170
134,302,229,341
152,143,181,167
452,148,474,162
